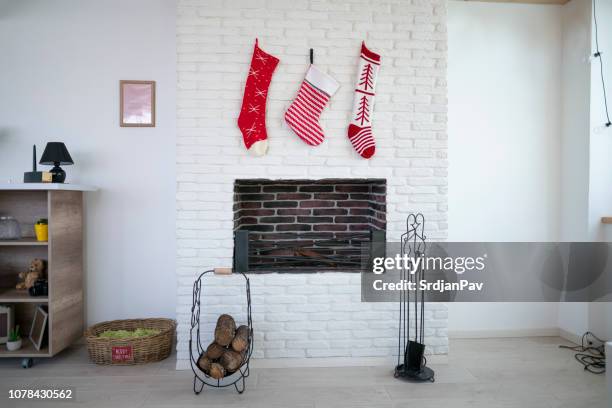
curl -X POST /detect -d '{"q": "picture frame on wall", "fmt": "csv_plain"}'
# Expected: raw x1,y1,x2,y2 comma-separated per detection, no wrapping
29,305,48,351
120,80,156,127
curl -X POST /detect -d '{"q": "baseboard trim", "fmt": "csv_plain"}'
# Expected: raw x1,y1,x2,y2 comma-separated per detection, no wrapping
250,355,448,368
251,356,394,368
449,327,560,339
175,354,448,370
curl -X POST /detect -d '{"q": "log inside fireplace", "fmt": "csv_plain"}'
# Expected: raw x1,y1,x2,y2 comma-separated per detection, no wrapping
232,179,387,273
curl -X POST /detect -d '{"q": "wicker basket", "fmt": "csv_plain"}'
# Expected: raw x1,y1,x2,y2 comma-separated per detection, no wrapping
84,318,176,365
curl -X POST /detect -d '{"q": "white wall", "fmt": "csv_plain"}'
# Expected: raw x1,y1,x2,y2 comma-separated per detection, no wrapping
587,0,612,341
447,1,563,334
0,0,177,324
556,0,612,342
448,0,610,340
558,0,592,341
560,0,591,242
449,303,559,336
448,1,562,242
588,0,612,243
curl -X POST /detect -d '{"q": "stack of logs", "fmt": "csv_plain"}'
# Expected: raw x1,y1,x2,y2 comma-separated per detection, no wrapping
197,314,250,379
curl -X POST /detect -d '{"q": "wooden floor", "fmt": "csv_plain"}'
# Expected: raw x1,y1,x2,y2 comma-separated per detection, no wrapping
0,337,607,407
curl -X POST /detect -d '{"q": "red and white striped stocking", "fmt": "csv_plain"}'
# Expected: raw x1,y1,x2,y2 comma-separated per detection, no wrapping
348,42,381,159
285,65,339,146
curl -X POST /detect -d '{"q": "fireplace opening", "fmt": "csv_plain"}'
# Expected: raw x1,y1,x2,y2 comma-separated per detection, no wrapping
233,179,387,273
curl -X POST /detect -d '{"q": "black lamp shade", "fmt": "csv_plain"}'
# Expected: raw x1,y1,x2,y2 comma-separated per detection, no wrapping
39,142,74,166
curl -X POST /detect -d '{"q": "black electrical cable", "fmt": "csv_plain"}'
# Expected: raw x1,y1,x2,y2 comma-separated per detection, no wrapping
593,0,612,128
559,331,606,374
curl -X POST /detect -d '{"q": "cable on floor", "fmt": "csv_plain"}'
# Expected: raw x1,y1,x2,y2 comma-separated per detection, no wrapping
559,331,606,374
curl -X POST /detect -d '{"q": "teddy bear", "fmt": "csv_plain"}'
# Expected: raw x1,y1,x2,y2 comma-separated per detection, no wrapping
16,258,46,290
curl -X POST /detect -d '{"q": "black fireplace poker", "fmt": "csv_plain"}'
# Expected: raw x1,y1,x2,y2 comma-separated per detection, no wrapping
394,213,435,382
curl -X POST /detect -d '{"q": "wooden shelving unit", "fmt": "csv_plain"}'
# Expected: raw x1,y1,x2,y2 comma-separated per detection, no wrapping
0,184,95,365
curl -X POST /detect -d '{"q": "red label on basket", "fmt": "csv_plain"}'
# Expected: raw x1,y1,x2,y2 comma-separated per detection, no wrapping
111,346,133,363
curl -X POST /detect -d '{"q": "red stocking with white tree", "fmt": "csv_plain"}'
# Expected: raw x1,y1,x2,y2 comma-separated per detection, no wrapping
348,42,381,159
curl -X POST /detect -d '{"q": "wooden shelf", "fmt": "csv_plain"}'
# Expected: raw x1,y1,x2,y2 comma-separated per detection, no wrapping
0,288,48,303
0,238,47,246
602,217,612,224
0,188,86,360
0,183,96,192
0,340,49,357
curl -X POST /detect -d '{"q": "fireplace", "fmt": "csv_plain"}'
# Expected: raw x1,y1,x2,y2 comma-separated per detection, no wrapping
175,0,449,367
233,179,386,272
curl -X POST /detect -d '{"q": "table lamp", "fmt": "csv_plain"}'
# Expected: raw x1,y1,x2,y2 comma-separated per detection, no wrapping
39,142,74,183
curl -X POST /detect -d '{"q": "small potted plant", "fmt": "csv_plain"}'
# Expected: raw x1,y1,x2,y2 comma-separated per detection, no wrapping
34,218,48,242
7,325,22,351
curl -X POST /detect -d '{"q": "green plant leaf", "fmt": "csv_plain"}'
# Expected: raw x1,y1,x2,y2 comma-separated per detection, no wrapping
8,325,21,341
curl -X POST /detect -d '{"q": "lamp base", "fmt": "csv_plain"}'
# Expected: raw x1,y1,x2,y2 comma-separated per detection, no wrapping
50,164,66,183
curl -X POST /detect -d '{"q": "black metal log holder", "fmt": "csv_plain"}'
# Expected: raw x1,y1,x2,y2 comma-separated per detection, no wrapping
189,269,253,394
394,213,435,382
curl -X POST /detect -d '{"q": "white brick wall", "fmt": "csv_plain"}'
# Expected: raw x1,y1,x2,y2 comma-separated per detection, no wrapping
176,0,448,368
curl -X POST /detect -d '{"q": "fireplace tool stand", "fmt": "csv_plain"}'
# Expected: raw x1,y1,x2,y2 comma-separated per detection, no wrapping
394,213,435,382
189,269,253,394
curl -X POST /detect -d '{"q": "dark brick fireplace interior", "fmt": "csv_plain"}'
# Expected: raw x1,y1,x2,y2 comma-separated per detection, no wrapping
233,179,387,272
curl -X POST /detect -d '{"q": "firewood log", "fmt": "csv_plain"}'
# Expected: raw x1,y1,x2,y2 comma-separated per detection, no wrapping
295,248,337,266
206,342,226,359
214,314,236,346
197,352,212,373
231,325,250,353
209,362,225,379
220,349,243,373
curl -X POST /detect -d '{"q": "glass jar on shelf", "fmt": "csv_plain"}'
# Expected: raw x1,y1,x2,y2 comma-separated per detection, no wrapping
0,216,22,240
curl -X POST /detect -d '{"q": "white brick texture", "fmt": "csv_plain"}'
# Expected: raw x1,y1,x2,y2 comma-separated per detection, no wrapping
176,0,448,368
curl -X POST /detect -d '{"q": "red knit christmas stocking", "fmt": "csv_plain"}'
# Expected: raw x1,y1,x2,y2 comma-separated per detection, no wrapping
348,42,381,159
285,65,339,146
237,39,280,156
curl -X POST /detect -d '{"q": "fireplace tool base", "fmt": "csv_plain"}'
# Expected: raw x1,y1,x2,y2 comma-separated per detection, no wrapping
394,364,435,382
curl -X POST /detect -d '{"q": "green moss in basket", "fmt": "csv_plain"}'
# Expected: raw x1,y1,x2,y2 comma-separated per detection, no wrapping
98,328,160,339
36,218,48,225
